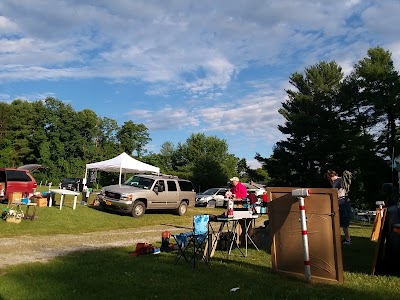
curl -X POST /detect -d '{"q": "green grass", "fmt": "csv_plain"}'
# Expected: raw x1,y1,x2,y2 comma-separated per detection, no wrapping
1,229,400,300
1,186,222,237
1,188,400,299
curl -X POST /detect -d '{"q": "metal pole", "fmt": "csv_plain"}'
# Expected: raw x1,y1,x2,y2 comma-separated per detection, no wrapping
298,196,311,282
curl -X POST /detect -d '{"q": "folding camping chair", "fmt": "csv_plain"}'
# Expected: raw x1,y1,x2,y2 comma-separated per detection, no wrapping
171,214,209,268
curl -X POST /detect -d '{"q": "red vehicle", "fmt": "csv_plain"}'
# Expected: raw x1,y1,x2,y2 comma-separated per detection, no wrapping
0,165,43,202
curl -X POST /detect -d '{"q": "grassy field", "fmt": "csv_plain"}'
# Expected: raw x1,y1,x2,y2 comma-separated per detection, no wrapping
0,186,222,237
1,187,400,299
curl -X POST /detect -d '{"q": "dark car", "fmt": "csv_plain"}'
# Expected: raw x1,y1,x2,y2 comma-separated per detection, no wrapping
60,178,82,191
59,178,94,192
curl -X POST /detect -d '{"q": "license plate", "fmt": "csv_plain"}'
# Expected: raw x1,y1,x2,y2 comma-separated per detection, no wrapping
106,201,112,205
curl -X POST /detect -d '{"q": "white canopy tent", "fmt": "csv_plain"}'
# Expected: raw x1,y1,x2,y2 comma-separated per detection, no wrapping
84,152,160,186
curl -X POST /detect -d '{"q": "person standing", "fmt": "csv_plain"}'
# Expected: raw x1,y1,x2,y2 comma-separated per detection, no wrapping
261,191,269,213
248,191,257,205
325,170,352,244
229,177,247,199
228,177,248,245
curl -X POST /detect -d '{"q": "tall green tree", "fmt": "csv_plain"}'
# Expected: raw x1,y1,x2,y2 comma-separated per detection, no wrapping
174,133,236,190
352,47,400,160
7,100,38,166
159,141,176,172
96,117,120,160
0,102,14,167
117,121,151,158
267,61,348,186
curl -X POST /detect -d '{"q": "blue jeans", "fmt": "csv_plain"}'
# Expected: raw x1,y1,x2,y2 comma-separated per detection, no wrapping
339,201,351,228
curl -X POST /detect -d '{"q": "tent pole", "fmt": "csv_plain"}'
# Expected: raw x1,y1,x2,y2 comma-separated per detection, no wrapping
83,167,88,185
119,164,122,186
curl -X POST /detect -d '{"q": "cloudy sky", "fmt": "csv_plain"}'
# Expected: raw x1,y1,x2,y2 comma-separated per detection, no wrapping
1,0,399,168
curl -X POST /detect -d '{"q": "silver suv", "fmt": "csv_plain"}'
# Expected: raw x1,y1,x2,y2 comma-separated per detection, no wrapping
98,174,195,218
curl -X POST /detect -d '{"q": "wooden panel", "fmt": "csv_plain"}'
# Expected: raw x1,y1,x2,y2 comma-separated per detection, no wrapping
267,187,343,284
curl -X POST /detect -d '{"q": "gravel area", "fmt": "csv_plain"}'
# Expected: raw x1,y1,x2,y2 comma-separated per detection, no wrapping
0,225,184,269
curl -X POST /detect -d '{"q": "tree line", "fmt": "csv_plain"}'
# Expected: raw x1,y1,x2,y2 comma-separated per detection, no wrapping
0,97,265,191
1,46,399,209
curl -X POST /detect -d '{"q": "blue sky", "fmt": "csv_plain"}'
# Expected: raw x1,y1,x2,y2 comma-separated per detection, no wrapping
1,0,400,168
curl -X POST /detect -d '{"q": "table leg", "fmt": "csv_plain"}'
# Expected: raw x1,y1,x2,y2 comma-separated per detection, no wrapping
245,219,259,253
49,194,53,207
24,204,37,220
245,219,248,256
60,194,64,210
206,222,224,262
228,221,244,257
73,195,77,210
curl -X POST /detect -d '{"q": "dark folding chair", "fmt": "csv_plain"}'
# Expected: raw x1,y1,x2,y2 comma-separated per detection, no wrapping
172,214,210,268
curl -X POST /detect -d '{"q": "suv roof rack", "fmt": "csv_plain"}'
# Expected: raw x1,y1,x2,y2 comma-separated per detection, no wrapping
159,173,179,179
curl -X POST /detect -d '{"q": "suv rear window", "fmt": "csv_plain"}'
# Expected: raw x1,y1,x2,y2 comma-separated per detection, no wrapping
178,180,194,192
6,170,32,182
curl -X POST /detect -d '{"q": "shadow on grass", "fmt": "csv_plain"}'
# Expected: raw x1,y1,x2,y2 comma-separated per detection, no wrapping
341,235,376,274
1,246,400,300
88,205,191,219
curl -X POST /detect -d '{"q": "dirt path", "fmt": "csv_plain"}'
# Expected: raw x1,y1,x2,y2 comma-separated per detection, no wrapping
0,225,184,269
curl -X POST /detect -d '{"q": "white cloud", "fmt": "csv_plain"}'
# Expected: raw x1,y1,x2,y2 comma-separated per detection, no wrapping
1,0,393,93
247,159,262,170
0,16,18,33
1,0,400,161
125,107,200,130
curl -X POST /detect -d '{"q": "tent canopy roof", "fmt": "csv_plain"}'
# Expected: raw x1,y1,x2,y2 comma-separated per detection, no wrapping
86,152,160,174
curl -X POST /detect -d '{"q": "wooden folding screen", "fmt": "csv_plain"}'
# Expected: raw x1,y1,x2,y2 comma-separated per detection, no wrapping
267,187,344,284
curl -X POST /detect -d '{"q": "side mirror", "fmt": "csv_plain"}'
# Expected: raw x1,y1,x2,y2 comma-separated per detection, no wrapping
154,186,159,194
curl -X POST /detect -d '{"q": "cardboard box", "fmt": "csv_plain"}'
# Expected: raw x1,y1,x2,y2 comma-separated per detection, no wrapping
35,197,48,207
9,192,22,203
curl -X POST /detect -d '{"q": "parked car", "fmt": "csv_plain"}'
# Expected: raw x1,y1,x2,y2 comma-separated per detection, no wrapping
97,174,196,217
196,188,228,207
0,164,44,203
60,178,81,191
59,178,95,192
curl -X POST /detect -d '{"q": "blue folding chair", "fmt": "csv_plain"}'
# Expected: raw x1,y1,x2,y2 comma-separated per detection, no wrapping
172,214,210,268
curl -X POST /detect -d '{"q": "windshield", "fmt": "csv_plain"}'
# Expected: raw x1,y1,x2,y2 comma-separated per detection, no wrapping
62,178,79,183
202,188,219,195
124,176,155,190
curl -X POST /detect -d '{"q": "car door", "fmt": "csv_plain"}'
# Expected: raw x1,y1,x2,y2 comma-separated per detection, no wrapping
149,180,167,208
215,189,227,207
165,180,179,208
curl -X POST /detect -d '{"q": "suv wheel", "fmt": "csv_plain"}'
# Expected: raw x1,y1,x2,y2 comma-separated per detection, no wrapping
132,201,145,218
176,201,188,216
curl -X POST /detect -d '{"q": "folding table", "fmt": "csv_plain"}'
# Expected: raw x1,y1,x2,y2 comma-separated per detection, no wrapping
49,189,80,210
206,214,260,262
